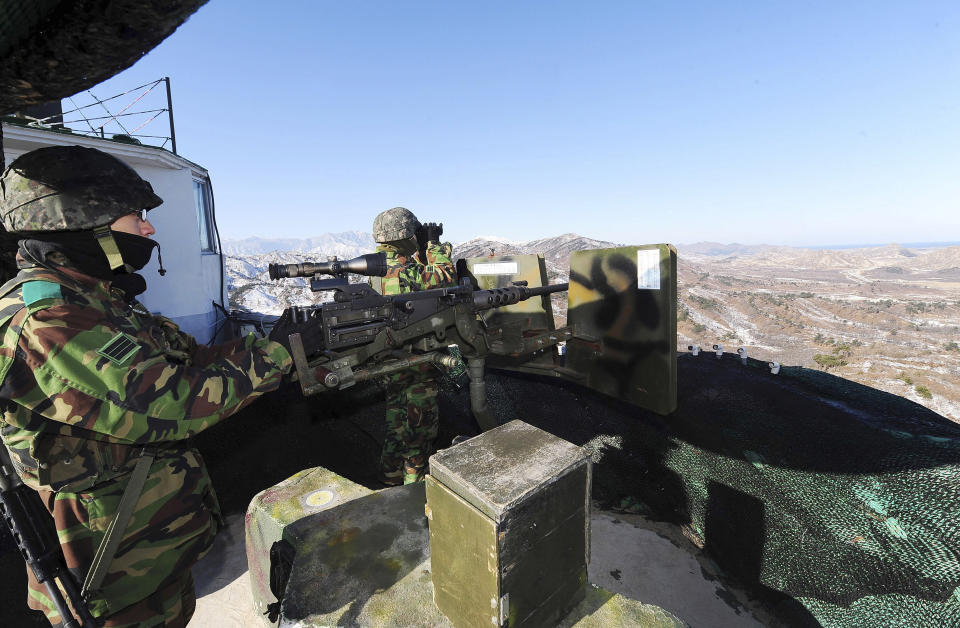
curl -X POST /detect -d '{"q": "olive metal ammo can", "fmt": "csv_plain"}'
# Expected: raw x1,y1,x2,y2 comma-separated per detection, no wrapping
425,420,592,627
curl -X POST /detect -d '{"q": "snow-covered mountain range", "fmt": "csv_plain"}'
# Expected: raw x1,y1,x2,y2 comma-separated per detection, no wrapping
222,231,375,257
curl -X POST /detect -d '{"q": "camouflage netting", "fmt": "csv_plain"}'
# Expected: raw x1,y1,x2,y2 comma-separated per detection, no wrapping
663,360,959,626
0,0,207,114
468,356,960,627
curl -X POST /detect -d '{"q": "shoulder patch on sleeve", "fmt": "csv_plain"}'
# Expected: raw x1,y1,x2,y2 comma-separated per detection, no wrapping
97,332,140,365
22,281,62,307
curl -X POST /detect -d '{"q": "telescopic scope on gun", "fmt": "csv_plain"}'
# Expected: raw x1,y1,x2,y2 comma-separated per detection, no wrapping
268,253,388,280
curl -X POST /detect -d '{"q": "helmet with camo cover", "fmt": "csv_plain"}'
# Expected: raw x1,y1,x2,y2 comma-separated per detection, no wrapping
372,206,420,243
0,145,162,234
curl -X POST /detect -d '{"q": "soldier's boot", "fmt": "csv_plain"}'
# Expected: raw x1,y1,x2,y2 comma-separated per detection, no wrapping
378,469,403,487
402,456,427,485
379,446,405,487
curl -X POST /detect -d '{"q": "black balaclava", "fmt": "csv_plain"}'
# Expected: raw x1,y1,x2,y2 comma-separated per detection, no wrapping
19,230,159,300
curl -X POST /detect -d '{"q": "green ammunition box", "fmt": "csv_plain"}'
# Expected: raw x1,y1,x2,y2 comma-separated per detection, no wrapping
426,420,592,627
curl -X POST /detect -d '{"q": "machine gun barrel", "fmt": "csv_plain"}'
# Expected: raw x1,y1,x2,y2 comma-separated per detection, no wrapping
268,253,388,280
472,282,568,310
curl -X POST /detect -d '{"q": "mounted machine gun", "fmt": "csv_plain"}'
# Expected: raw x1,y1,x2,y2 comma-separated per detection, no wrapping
268,253,569,429
269,245,679,428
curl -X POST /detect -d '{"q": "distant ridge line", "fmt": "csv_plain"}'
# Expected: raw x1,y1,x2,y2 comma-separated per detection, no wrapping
680,241,960,256
814,241,960,250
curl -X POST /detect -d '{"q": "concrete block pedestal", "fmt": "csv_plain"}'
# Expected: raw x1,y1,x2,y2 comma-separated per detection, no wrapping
245,466,373,618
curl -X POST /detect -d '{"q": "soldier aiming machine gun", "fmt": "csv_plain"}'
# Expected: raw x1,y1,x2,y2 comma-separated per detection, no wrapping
268,253,571,430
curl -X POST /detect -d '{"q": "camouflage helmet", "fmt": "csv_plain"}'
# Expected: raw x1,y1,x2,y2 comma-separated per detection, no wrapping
372,206,420,243
0,145,162,234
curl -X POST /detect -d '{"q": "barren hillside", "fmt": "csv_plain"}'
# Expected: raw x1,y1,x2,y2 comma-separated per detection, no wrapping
454,238,960,422
677,245,960,422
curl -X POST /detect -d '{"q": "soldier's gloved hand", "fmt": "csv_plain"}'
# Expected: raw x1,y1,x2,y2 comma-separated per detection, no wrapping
422,222,443,243
415,224,429,250
268,309,325,358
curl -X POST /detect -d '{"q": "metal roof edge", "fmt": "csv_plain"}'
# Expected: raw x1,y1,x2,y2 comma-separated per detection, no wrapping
1,121,209,177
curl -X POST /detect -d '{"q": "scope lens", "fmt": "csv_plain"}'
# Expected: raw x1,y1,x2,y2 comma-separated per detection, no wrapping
268,264,291,280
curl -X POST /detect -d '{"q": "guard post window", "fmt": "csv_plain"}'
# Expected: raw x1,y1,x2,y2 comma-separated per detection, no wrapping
193,179,217,253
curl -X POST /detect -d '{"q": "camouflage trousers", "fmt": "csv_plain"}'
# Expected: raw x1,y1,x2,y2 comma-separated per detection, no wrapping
28,567,195,628
25,485,198,628
380,362,440,485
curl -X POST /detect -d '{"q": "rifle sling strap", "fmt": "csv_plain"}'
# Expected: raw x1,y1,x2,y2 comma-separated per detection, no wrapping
81,446,157,600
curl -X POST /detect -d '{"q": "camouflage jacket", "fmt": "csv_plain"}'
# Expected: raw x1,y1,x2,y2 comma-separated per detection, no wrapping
373,241,456,295
0,263,292,617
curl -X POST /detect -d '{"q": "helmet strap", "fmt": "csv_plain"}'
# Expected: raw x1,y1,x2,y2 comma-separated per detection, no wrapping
93,226,127,272
18,245,47,269
156,243,167,276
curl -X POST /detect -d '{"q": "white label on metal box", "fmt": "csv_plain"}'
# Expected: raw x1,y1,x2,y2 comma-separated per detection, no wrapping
637,249,661,290
473,262,519,276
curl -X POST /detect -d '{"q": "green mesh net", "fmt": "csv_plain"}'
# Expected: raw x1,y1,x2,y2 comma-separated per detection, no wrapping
474,355,960,627
0,0,207,114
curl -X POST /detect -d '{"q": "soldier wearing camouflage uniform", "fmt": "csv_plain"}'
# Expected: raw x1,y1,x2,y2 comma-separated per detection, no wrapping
0,146,299,627
371,207,455,485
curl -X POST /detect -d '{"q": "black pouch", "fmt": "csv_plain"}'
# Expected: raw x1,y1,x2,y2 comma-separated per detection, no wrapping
266,539,296,623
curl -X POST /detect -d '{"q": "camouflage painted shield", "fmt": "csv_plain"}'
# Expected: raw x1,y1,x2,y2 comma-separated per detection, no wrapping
565,244,678,415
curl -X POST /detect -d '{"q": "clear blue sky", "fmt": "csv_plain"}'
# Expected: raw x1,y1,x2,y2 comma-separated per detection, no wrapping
73,1,960,246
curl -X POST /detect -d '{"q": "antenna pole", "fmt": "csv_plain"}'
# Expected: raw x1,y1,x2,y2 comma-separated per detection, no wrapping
164,77,177,155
